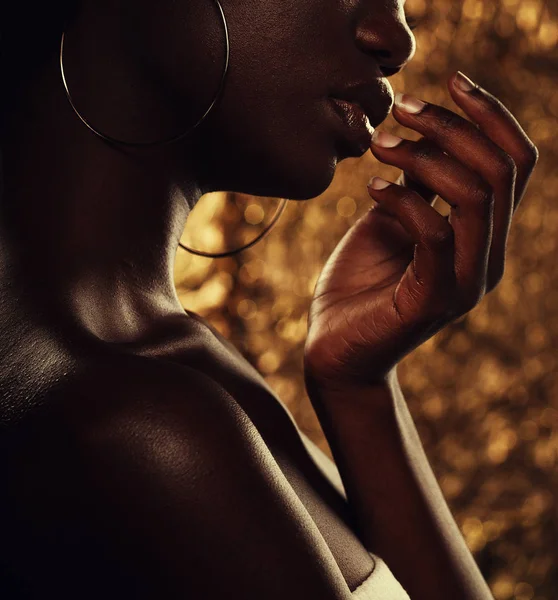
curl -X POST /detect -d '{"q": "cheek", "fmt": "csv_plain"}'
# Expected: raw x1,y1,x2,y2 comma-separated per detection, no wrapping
187,0,350,196
126,0,228,119
199,93,340,200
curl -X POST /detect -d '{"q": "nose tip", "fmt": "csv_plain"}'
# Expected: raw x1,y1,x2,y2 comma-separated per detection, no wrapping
355,14,417,77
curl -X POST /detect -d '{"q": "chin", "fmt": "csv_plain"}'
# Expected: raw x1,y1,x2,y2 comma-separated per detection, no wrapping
246,158,338,201
200,139,340,201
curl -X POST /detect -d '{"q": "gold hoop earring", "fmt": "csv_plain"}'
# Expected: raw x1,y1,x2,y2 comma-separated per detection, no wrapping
178,197,289,258
60,0,230,147
60,1,287,258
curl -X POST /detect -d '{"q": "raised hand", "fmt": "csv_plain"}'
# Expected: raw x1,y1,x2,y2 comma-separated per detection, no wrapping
304,71,539,390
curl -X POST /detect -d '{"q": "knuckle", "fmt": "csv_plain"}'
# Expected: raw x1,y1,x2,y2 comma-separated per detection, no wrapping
487,263,506,291
520,143,540,168
495,151,518,184
437,109,462,132
424,224,454,248
425,301,454,323
438,295,461,321
456,290,484,314
468,182,495,212
413,139,442,162
488,273,504,292
435,290,459,319
443,305,462,322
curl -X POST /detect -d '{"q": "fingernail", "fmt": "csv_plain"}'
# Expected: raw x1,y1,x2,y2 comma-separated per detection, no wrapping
368,176,392,190
455,71,476,92
371,130,403,148
394,93,427,114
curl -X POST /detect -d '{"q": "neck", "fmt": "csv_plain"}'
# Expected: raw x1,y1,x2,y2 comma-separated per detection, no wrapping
0,52,204,345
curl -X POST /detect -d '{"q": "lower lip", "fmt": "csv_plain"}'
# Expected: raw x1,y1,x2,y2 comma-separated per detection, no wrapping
329,98,375,156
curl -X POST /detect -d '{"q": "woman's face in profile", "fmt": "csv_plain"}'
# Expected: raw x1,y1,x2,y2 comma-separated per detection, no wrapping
71,0,415,199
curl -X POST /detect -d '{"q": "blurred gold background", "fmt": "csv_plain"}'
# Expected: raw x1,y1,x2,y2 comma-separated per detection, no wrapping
174,1,558,598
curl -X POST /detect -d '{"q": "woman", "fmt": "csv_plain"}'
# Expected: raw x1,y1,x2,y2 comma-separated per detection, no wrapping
0,0,539,598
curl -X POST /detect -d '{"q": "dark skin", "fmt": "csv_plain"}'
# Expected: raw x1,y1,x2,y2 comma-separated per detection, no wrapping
305,77,540,388
0,0,539,598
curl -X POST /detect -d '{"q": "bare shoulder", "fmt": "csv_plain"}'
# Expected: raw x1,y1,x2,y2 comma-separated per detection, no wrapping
3,354,353,599
55,353,253,439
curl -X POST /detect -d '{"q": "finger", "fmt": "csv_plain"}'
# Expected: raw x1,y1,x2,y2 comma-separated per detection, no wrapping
395,170,438,206
370,133,494,307
388,92,523,292
391,74,539,212
446,71,539,212
367,177,457,324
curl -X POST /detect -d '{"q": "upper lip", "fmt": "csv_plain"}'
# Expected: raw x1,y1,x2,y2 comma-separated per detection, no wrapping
330,82,393,129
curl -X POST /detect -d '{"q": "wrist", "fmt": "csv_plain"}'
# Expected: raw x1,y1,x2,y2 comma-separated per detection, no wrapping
302,342,401,394
304,366,401,413
304,363,399,395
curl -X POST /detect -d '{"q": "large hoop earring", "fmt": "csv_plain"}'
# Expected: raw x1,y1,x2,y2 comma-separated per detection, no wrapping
60,0,230,147
60,1,287,258
178,197,289,258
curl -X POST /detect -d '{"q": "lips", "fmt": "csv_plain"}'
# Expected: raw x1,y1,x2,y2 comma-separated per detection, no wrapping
331,82,394,130
330,99,375,134
328,81,393,157
329,98,374,155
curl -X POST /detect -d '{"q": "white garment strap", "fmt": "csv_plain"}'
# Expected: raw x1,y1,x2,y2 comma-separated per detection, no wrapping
352,553,410,599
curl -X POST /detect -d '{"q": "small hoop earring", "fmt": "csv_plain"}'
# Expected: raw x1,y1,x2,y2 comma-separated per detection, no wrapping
178,197,289,258
60,0,230,147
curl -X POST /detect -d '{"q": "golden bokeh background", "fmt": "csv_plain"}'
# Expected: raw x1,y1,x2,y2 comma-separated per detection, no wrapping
174,1,558,598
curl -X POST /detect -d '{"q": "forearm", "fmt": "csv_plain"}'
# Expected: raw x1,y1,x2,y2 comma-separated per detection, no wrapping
305,369,493,600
